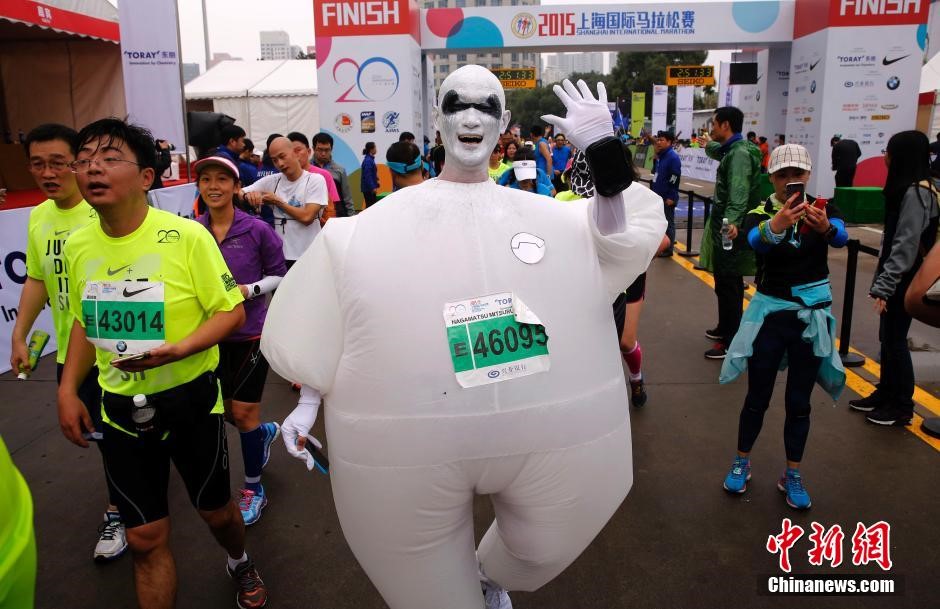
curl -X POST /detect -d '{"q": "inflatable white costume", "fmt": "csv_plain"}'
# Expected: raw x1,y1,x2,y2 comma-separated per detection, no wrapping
261,66,666,609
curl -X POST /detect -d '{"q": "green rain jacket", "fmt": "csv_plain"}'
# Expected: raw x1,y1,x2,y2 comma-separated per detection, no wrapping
699,137,762,276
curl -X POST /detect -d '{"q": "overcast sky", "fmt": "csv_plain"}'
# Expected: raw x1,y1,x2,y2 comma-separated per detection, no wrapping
159,0,733,77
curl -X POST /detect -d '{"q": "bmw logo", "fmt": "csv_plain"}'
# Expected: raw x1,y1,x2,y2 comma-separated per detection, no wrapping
116,340,127,353
488,370,500,378
844,81,854,88
887,76,900,90
810,80,816,93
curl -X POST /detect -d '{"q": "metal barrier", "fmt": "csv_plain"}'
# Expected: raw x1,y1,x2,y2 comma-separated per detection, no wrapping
640,177,712,258
838,239,881,368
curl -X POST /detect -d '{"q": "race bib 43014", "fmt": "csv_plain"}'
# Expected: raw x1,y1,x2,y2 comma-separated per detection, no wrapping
81,281,166,355
444,292,550,388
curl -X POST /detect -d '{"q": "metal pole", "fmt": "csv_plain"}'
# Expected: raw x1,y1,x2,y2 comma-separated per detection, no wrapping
679,189,698,257
202,0,211,71
174,0,192,184
839,239,865,367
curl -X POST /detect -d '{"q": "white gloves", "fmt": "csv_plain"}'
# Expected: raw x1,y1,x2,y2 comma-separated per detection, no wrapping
541,79,614,152
281,386,328,473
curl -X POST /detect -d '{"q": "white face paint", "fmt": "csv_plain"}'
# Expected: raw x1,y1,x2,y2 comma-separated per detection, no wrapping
434,65,510,182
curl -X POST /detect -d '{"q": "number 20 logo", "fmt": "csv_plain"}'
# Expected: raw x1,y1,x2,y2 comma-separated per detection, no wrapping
333,57,400,103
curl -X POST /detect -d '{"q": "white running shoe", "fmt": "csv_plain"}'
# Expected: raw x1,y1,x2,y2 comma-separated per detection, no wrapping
482,579,513,609
94,511,128,562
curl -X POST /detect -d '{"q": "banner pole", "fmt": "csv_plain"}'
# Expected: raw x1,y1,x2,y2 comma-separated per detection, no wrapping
174,0,191,182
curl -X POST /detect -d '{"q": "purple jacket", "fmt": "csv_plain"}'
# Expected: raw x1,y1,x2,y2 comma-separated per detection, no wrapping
197,208,286,341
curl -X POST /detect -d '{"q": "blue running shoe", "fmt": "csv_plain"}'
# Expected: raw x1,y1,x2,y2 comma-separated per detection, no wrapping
723,456,751,493
260,422,280,470
239,487,268,526
777,469,812,510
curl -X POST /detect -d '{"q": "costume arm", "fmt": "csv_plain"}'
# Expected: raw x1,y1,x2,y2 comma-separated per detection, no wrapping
589,184,667,301
261,221,350,394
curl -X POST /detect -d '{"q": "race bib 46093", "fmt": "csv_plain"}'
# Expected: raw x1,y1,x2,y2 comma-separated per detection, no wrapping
444,292,550,388
81,281,166,355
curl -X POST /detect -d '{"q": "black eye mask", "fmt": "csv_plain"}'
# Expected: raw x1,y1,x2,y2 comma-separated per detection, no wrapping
440,91,502,119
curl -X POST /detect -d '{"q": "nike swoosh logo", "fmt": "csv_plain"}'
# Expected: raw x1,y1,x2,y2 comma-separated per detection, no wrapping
810,59,821,70
756,73,763,82
54,229,70,236
882,54,909,66
122,285,155,297
107,265,130,276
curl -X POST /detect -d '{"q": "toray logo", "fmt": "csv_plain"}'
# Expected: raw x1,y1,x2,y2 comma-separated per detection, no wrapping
321,0,400,27
839,0,921,16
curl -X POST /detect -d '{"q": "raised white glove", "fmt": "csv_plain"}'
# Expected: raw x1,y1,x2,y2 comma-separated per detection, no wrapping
281,401,321,471
541,79,613,151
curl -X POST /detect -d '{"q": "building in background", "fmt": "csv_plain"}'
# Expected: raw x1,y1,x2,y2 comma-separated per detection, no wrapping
541,52,607,85
260,30,291,61
423,0,540,92
209,52,242,68
182,62,201,84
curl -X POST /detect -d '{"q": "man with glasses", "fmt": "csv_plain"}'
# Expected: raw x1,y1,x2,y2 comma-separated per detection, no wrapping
58,118,267,608
9,123,128,563
312,132,355,217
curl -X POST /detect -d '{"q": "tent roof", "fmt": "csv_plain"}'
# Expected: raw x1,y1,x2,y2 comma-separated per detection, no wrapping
922,52,940,94
250,60,318,97
0,0,118,42
185,61,284,100
185,60,318,100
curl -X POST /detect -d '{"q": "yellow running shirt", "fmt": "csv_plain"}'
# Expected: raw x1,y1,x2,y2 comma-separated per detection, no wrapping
65,207,243,406
24,199,97,363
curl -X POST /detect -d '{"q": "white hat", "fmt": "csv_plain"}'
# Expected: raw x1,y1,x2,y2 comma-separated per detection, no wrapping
768,144,812,174
512,159,536,181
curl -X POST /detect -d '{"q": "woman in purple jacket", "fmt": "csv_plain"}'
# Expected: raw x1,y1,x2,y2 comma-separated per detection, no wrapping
194,156,287,526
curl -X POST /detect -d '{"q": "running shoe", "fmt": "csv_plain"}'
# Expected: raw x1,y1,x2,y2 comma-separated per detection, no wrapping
260,422,280,469
704,343,727,359
94,511,128,562
227,556,268,608
238,487,268,526
865,406,913,426
705,326,722,341
629,378,648,408
722,456,751,494
777,469,812,510
848,393,883,412
482,580,513,609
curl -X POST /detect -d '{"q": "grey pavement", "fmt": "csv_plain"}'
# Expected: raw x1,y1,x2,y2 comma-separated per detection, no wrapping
2,233,939,609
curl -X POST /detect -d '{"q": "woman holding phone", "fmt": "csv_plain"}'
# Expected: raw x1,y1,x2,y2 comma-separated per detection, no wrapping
850,131,940,426
195,156,287,525
718,144,848,510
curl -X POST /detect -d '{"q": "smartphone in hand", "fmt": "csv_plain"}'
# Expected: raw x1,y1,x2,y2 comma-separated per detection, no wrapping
785,182,806,203
111,352,149,365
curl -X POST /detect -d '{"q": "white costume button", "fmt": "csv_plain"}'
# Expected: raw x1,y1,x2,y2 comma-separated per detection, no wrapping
510,232,546,264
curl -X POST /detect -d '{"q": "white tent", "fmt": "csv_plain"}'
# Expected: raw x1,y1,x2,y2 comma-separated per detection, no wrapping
185,60,319,145
921,51,940,94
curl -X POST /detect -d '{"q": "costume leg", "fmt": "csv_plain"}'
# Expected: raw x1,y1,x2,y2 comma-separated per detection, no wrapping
477,420,632,592
330,457,483,609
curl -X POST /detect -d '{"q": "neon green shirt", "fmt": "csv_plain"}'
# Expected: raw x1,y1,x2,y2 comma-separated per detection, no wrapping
25,199,97,363
65,207,243,409
0,435,36,609
488,163,511,182
554,190,583,202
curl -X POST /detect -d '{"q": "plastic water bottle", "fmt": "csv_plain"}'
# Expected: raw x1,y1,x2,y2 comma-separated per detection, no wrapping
721,217,733,251
131,394,156,434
